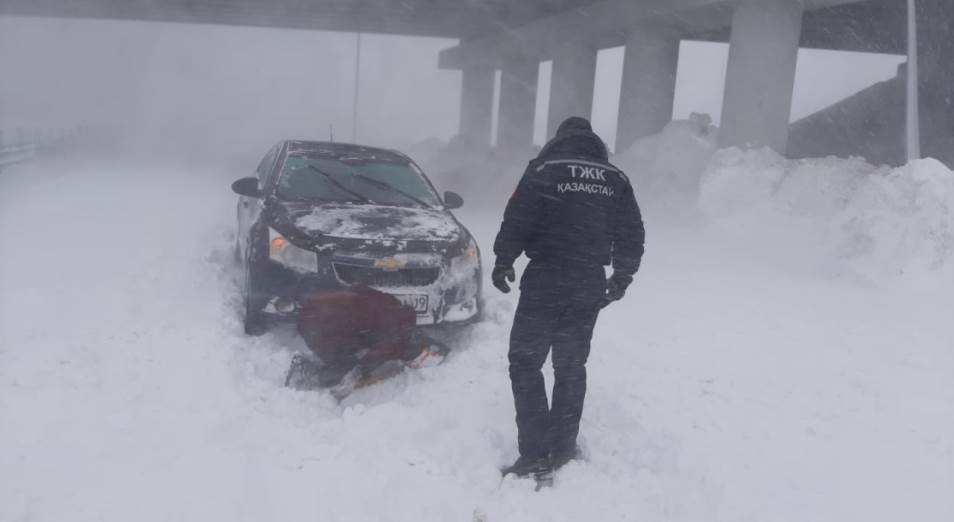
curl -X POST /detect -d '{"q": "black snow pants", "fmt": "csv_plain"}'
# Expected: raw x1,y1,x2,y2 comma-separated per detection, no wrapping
508,260,606,460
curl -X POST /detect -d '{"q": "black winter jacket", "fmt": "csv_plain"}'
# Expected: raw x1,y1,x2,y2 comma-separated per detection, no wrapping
493,128,645,277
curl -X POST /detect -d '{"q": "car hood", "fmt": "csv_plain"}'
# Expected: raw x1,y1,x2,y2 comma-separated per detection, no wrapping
291,204,461,242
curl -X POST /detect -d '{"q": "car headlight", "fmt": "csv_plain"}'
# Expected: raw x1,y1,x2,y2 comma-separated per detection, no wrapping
449,236,480,279
448,233,479,259
269,228,317,273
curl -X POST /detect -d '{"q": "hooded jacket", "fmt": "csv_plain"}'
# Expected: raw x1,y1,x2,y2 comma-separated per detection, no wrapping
493,117,645,276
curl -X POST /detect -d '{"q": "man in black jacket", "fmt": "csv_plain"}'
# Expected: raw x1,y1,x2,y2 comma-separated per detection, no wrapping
494,117,645,481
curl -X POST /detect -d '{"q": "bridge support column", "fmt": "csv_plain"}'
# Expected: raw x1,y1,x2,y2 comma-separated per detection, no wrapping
458,64,495,147
547,41,598,138
720,0,803,154
497,56,539,150
616,28,680,153
916,0,954,164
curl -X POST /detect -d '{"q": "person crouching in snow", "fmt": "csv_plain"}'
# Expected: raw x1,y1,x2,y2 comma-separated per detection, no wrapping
286,284,447,395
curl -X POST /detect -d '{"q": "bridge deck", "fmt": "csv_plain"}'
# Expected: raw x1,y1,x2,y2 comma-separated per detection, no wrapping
0,0,600,38
1,0,901,55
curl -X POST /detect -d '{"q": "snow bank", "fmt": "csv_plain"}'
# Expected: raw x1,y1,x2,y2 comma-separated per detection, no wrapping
700,148,954,281
613,115,719,222
838,158,954,278
612,115,954,282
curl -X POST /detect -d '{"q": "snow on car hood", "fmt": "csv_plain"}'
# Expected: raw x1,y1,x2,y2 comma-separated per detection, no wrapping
295,204,460,242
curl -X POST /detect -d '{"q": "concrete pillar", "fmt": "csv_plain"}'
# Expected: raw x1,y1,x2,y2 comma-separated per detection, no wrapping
915,0,954,164
458,64,495,146
616,28,680,153
547,41,598,137
497,57,539,149
720,0,803,154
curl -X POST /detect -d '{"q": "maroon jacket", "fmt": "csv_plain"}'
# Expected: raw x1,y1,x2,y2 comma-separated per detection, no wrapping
297,286,417,370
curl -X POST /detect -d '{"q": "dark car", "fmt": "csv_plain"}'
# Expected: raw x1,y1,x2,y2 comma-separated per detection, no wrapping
232,140,483,335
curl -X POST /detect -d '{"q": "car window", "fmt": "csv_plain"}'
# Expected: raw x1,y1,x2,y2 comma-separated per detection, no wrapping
276,155,440,207
256,145,279,188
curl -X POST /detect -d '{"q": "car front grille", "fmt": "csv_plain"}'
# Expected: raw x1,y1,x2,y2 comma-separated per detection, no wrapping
320,237,447,254
334,264,440,287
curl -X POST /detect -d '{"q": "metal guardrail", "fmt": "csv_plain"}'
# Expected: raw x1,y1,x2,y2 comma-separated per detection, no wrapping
0,143,38,168
0,128,77,171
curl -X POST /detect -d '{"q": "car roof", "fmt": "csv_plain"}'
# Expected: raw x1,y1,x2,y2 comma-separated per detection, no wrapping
284,140,410,163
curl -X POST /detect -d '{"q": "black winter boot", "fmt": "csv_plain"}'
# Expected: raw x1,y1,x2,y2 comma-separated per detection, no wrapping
501,455,552,479
550,445,584,471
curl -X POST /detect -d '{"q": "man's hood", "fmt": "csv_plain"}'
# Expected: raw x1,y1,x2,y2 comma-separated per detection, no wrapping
537,117,609,161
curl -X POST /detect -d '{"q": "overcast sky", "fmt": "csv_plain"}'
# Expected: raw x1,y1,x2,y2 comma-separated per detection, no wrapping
0,16,904,156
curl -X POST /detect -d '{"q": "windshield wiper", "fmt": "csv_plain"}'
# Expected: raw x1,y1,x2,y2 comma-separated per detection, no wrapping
281,195,339,204
347,172,431,208
307,165,372,204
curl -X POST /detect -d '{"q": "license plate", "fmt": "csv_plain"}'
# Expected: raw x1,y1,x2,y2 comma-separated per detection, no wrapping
396,294,429,314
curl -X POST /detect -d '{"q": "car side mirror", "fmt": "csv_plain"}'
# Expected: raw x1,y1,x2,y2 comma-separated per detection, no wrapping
444,191,464,210
231,177,261,198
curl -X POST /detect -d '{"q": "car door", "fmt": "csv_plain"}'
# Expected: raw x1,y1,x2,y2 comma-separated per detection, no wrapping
238,145,279,260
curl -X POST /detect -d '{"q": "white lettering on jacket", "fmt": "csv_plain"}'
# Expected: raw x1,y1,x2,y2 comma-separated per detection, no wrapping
557,182,615,197
568,165,607,181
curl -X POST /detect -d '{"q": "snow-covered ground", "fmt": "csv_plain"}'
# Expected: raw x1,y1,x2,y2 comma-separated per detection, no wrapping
1,153,952,522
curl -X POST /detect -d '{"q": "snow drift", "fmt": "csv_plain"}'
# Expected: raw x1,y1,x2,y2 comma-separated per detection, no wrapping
699,149,954,282
608,116,954,283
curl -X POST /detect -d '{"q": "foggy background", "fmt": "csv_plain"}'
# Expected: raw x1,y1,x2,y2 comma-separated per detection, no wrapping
0,16,903,163
2,12,952,522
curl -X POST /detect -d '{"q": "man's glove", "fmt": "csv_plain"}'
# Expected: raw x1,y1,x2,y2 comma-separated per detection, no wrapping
492,265,516,293
600,273,632,308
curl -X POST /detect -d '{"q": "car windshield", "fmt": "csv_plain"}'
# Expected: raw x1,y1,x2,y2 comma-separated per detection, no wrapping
276,154,440,208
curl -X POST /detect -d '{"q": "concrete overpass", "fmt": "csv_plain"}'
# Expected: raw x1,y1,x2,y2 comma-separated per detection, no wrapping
2,0,951,162
2,0,603,38
438,0,943,156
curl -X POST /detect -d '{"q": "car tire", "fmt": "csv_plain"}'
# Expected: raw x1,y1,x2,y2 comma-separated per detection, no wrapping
244,313,267,336
243,259,269,336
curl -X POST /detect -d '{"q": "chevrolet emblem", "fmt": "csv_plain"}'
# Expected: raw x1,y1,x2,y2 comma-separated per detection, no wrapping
374,258,405,271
